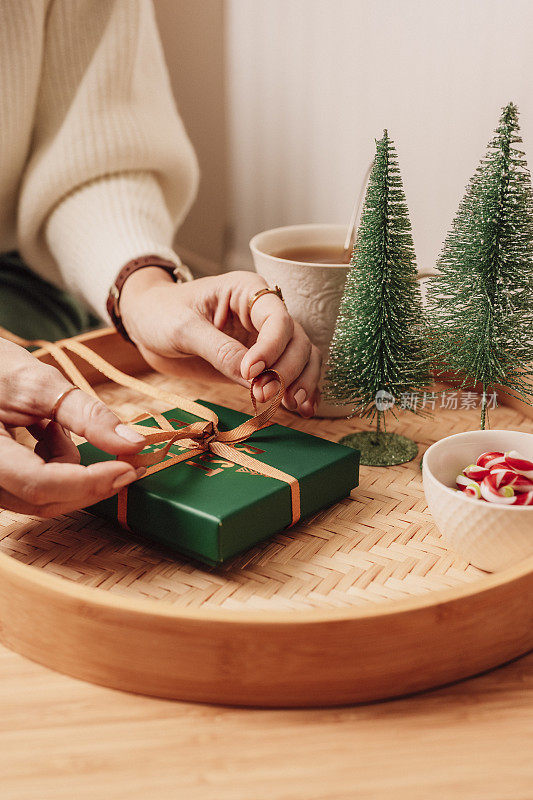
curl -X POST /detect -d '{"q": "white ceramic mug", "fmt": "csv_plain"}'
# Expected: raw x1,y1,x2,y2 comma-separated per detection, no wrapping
250,223,434,418
250,224,352,417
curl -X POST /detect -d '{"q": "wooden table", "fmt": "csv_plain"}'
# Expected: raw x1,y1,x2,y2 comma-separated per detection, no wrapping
1,644,531,800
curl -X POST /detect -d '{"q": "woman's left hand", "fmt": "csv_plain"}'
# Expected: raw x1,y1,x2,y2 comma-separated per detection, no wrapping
119,268,322,417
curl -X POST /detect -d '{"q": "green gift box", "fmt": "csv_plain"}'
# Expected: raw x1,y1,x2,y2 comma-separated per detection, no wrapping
78,401,359,566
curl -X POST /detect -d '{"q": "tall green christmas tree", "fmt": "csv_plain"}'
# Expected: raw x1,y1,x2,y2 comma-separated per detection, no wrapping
427,102,533,428
325,130,431,466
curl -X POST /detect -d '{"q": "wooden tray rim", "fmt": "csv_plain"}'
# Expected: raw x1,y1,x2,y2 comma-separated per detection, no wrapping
2,327,532,706
1,544,532,623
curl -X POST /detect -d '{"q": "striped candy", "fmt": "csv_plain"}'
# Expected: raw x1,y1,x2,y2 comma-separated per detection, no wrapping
513,491,533,506
489,468,533,492
504,454,533,480
457,449,533,505
456,474,482,498
480,474,515,504
463,464,491,482
476,451,506,469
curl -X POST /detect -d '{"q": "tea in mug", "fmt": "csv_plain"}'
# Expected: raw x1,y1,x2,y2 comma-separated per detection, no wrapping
273,245,351,265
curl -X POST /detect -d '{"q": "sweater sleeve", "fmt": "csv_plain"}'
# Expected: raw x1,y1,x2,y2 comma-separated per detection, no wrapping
17,0,199,319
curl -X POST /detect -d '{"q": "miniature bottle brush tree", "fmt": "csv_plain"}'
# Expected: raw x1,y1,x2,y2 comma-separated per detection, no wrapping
324,130,431,466
427,102,533,428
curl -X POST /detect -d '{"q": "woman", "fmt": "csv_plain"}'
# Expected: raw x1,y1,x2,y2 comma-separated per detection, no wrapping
0,0,320,517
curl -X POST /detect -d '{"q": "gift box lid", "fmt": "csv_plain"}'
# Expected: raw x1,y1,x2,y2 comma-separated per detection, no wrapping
79,401,359,565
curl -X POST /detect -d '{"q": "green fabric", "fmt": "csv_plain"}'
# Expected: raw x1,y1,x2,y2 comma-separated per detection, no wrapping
0,251,101,341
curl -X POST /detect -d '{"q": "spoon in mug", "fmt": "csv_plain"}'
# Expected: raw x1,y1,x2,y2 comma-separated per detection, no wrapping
342,160,373,262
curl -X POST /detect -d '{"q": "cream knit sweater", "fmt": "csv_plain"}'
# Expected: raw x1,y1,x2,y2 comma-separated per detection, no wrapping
0,0,199,320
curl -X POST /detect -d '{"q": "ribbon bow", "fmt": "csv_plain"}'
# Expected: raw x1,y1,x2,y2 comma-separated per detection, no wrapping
0,328,301,528
115,370,301,529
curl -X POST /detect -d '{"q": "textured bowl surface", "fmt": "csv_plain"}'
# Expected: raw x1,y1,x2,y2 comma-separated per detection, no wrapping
422,430,533,571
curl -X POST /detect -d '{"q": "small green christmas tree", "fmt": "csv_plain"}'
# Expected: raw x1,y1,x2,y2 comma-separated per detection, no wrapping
427,102,533,428
325,130,431,466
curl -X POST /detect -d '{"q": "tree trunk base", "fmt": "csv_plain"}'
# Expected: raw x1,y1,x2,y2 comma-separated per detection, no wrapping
339,431,418,467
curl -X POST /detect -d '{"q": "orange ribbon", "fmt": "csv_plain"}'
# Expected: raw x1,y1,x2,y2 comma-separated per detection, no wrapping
1,328,301,528
115,382,301,529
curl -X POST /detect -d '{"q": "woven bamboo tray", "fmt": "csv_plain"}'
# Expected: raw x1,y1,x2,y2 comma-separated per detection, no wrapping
0,328,532,707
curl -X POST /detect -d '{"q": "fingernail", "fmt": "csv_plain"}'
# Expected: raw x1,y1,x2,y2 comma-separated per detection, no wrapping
115,423,145,444
284,396,297,411
262,380,278,399
300,401,314,418
294,388,307,406
248,361,265,380
112,469,138,490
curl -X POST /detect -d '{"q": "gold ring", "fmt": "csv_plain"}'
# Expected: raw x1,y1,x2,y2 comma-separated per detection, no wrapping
50,385,78,421
248,285,284,313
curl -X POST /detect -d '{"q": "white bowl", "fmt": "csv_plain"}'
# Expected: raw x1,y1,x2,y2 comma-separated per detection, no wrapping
422,430,533,572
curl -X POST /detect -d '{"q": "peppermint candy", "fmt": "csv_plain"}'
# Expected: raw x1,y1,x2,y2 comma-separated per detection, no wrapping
456,450,533,505
480,475,515,504
463,464,490,482
456,474,482,498
504,453,533,480
489,468,533,492
476,451,507,469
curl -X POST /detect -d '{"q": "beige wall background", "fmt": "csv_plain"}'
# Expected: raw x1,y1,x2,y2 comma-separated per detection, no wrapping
155,0,227,275
225,0,533,272
156,0,533,276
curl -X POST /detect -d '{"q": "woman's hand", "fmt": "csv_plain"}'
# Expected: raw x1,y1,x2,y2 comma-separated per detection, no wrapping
120,268,322,417
0,337,146,517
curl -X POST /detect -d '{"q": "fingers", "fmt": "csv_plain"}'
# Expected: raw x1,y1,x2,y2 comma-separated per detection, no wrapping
282,345,323,417
249,317,322,416
254,343,322,416
54,388,146,455
2,346,145,455
251,322,310,400
28,421,80,464
240,294,294,381
235,285,321,416
0,428,143,517
177,315,250,386
108,269,322,417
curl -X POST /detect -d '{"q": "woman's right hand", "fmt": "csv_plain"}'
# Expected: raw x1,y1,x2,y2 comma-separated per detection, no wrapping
0,337,146,518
